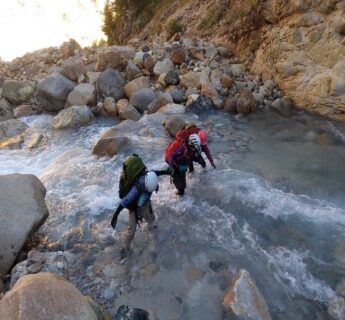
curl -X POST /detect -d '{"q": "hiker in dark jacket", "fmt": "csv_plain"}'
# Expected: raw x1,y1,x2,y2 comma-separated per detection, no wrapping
111,165,170,259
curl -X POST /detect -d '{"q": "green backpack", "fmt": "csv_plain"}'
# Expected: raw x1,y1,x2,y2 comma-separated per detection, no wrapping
119,154,146,199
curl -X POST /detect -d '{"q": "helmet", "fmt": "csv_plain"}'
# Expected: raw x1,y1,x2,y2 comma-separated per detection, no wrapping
198,130,207,145
144,171,158,193
188,134,201,153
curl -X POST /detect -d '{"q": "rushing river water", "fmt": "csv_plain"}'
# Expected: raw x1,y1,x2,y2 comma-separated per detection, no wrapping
1,107,345,319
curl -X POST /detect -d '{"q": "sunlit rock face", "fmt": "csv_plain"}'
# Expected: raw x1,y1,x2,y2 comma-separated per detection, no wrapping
0,0,106,61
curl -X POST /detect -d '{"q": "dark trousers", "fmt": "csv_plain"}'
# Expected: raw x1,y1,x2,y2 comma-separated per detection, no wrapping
172,168,186,195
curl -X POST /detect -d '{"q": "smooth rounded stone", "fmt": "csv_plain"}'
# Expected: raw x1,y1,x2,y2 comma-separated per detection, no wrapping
61,56,85,81
96,45,135,72
13,104,34,118
164,70,180,85
0,174,49,275
147,92,173,114
98,68,125,100
123,76,150,99
180,71,201,88
223,269,272,320
0,273,98,320
103,97,118,116
0,119,28,140
141,54,155,73
224,97,237,113
237,89,257,114
117,99,141,121
0,135,24,150
221,74,234,88
52,106,94,130
37,72,76,112
171,46,186,65
92,136,129,157
126,60,142,81
168,87,184,103
0,98,14,121
158,103,186,114
86,71,100,85
230,64,246,77
153,59,174,75
66,83,96,107
162,115,186,138
186,95,215,114
129,88,156,113
3,80,36,105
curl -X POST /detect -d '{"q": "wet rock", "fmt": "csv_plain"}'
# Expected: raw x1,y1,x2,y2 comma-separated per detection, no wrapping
224,97,237,113
3,80,36,105
98,68,125,100
170,46,186,65
168,87,184,103
153,59,174,75
164,70,180,86
237,89,257,114
126,60,142,81
96,46,135,72
114,305,152,320
0,98,13,121
117,99,141,121
223,269,272,320
129,88,156,113
0,119,28,140
61,56,85,81
0,135,24,150
37,72,76,112
66,83,96,107
0,174,49,275
124,76,150,99
162,116,186,137
158,103,185,114
147,92,173,114
52,106,94,130
180,71,201,89
104,97,118,116
92,136,129,157
28,133,43,149
231,64,246,77
186,95,215,114
205,46,218,60
14,105,34,118
0,273,97,320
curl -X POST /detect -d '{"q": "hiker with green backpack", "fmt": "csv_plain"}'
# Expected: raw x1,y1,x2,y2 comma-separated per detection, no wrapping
111,154,171,259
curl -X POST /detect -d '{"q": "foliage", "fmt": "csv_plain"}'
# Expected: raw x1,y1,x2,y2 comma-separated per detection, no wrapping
167,19,183,39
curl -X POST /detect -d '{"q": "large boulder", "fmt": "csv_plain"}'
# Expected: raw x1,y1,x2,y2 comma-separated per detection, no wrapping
158,103,186,114
52,106,94,130
0,174,49,275
0,98,13,121
117,99,141,121
66,83,96,107
147,92,173,114
186,95,215,114
162,116,185,137
237,89,257,114
61,56,85,81
0,273,98,320
14,105,34,118
0,119,28,140
3,80,36,105
0,135,24,150
126,60,142,81
129,88,156,113
37,73,76,112
180,71,202,89
98,68,125,100
96,46,135,72
223,269,271,320
124,76,150,99
92,129,130,157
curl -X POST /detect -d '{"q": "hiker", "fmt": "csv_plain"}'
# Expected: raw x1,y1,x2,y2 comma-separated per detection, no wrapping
175,122,216,171
111,154,170,259
165,133,204,196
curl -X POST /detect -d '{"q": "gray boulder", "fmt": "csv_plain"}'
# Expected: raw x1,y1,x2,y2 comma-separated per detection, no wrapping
124,76,150,99
3,80,36,105
92,131,129,157
186,95,215,114
0,174,49,275
61,56,85,81
0,119,28,140
98,68,125,100
164,70,180,86
153,59,174,75
66,83,96,107
126,60,142,81
117,99,141,121
37,73,76,112
52,106,94,130
129,88,156,113
147,92,173,114
96,46,135,72
0,98,13,121
205,46,219,60
168,87,184,103
14,105,34,118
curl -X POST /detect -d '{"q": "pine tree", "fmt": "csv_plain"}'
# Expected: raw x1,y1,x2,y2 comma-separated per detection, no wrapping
102,0,116,45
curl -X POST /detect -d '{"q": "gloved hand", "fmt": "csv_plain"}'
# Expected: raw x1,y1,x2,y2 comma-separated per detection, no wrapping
111,205,123,229
211,162,216,169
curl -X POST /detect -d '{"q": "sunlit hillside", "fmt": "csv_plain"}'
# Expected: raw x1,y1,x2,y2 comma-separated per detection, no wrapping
0,0,106,61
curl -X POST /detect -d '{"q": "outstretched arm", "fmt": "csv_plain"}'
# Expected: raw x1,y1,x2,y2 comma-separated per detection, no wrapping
202,145,215,168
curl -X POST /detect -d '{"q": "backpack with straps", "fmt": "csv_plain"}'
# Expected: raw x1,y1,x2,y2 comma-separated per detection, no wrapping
164,139,189,164
119,154,146,199
175,126,201,143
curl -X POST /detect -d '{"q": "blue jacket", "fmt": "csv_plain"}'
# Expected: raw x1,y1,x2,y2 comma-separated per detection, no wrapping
120,175,152,209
